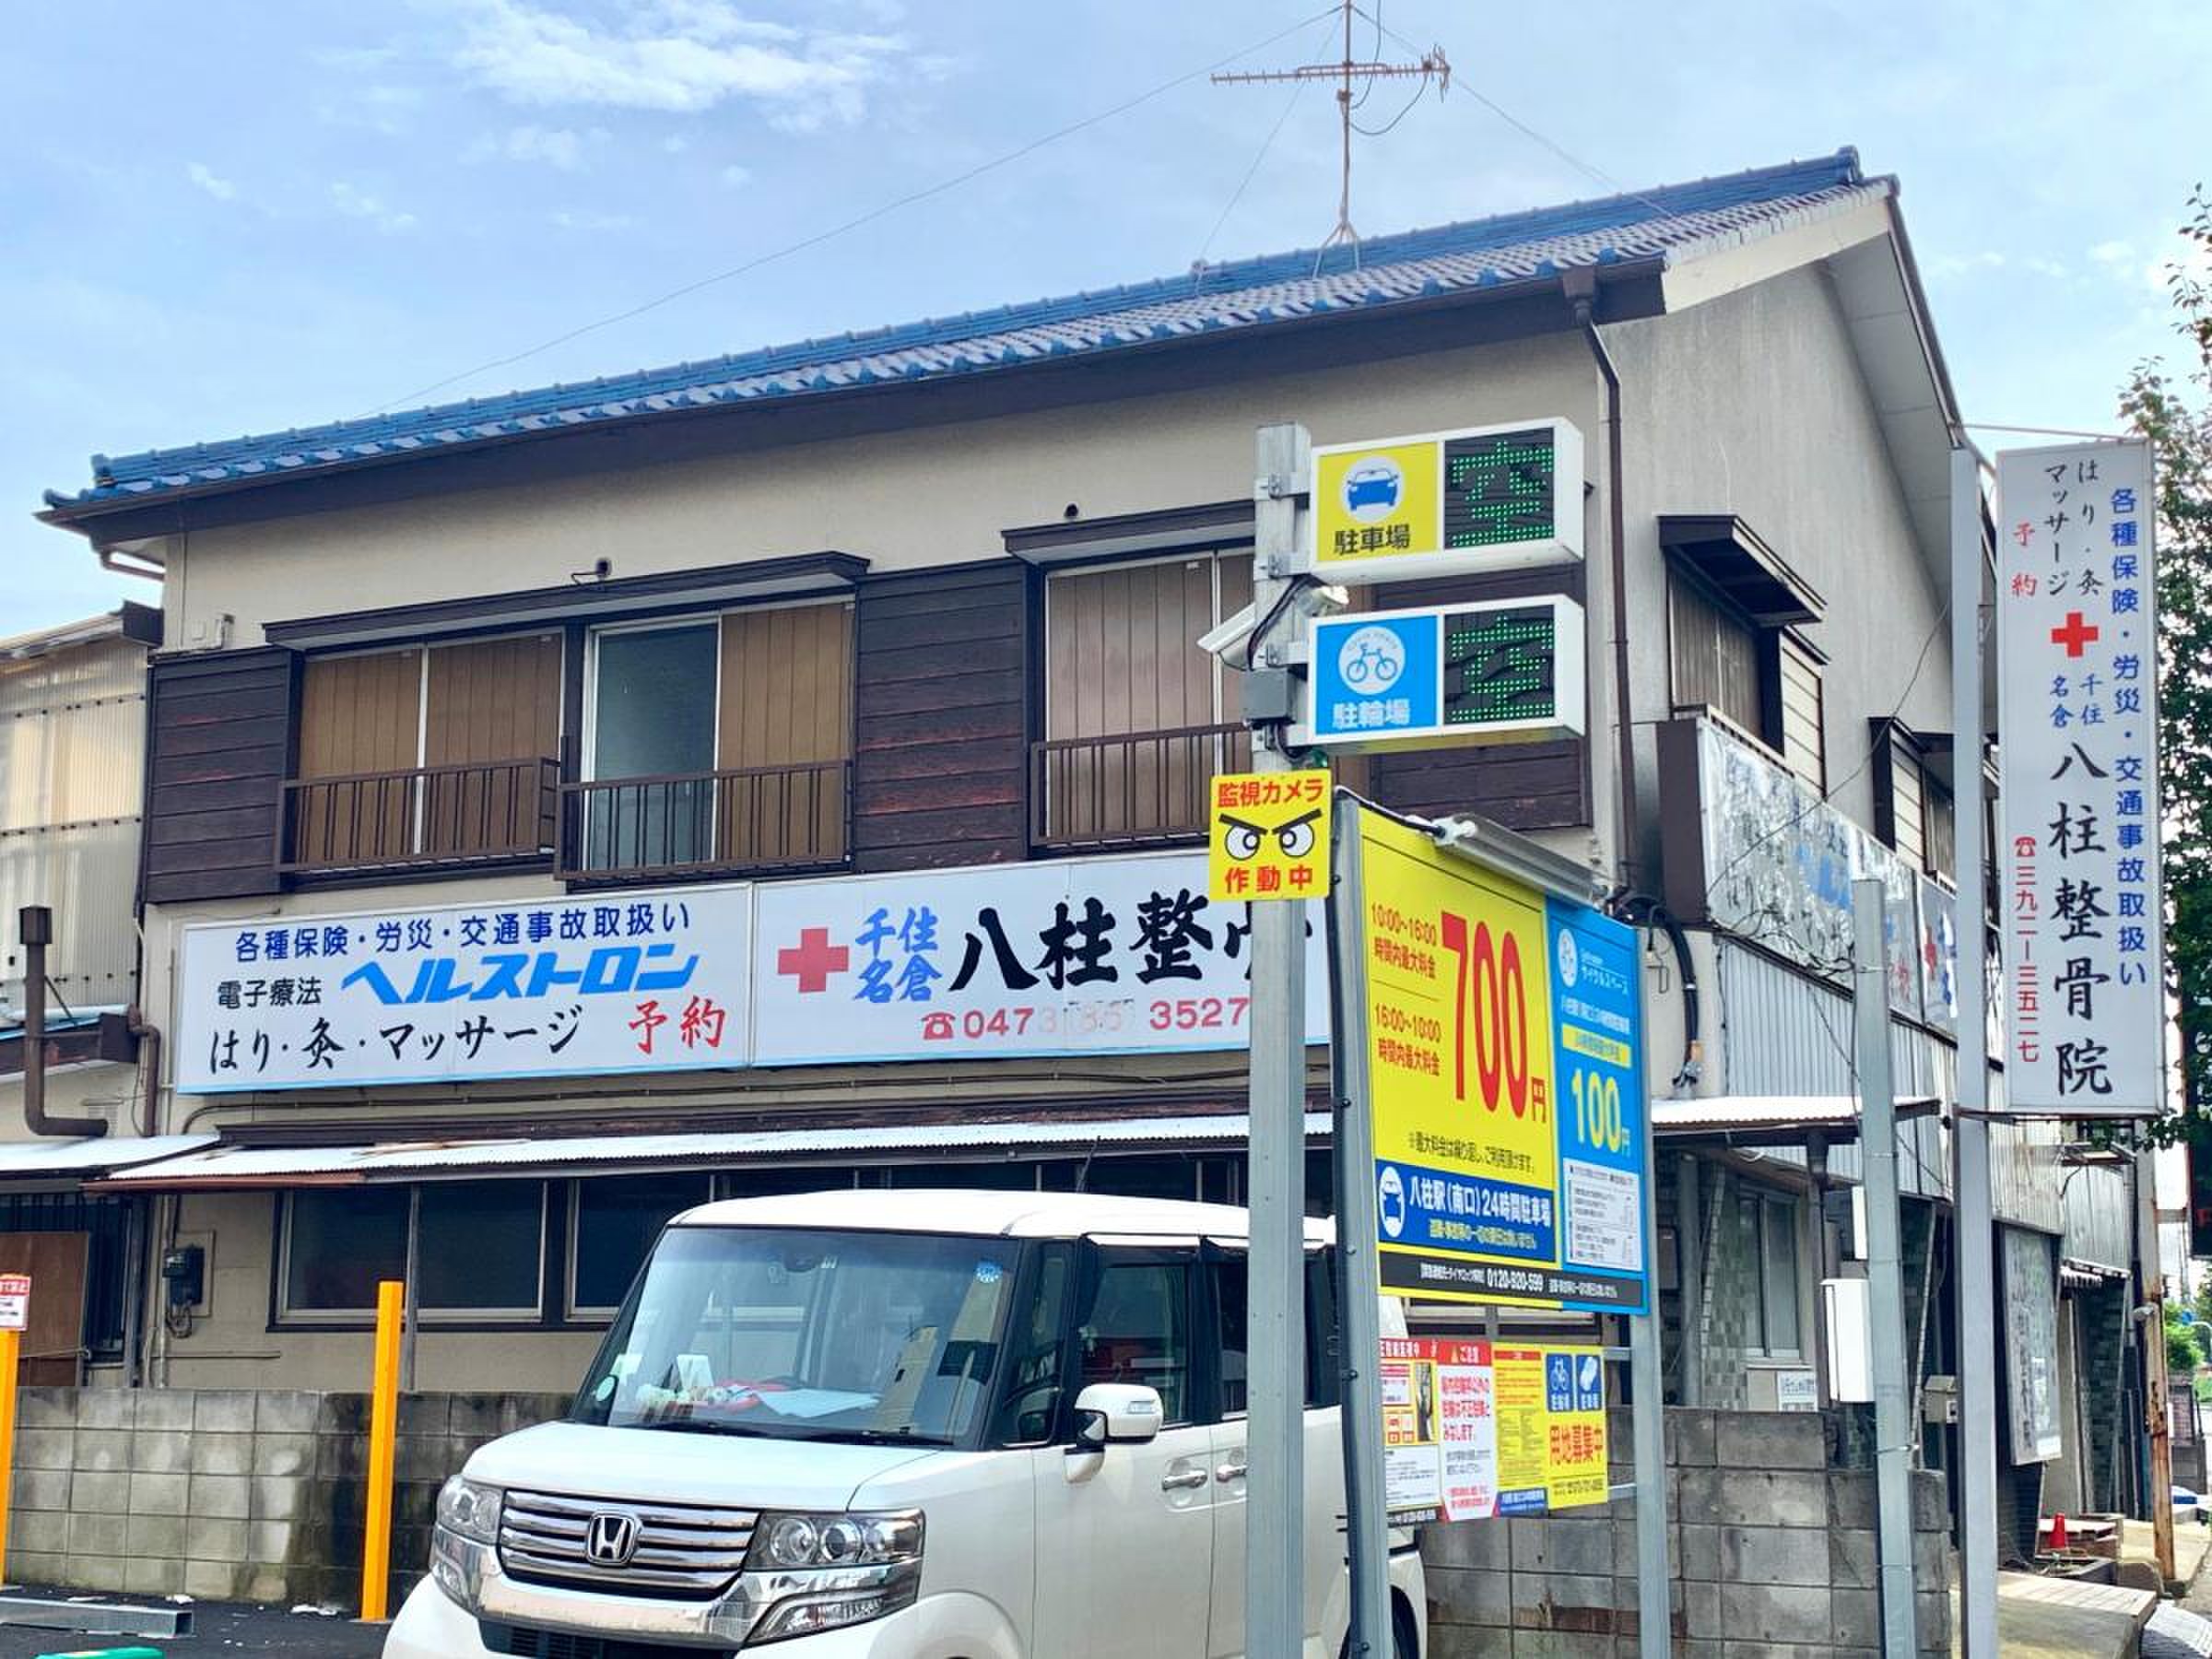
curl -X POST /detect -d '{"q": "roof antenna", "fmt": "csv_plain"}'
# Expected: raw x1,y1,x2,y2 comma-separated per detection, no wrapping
1213,0,1448,263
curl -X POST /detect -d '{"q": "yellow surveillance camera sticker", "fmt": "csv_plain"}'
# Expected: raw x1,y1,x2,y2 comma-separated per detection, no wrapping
1207,771,1332,901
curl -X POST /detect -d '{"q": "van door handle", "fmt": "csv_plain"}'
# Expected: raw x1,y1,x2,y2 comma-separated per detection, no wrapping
1216,1461,1248,1483
1160,1469,1209,1491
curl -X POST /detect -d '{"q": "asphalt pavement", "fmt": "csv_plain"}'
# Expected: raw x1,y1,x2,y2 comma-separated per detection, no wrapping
0,1597,386,1658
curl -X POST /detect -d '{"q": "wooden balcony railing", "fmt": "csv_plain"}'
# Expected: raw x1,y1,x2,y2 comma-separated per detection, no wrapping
279,758,560,875
1030,723,1252,852
559,759,852,881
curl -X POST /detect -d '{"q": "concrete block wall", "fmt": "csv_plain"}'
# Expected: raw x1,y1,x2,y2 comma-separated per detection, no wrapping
1420,1408,1956,1658
7,1387,571,1607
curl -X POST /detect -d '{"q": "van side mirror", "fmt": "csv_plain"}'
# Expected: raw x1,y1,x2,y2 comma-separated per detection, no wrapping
1072,1383,1163,1449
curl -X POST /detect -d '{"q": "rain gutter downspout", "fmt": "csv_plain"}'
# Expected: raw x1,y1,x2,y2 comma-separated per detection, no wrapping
18,907,108,1139
1561,269,1640,889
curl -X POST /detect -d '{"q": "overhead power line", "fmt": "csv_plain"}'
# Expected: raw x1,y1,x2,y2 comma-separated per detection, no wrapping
363,6,1343,418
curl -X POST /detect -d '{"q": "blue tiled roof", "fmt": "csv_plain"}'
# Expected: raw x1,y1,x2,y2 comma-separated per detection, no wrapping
44,149,1884,516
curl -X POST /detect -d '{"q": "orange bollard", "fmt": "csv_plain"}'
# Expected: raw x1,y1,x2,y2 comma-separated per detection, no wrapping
0,1325,19,1583
359,1279,404,1620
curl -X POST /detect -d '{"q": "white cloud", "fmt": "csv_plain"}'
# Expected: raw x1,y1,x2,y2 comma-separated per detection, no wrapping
465,124,600,169
1928,249,2005,280
2090,240,2134,267
185,162,237,202
439,0,903,120
330,182,418,233
719,162,751,188
2022,256,2071,280
662,134,690,154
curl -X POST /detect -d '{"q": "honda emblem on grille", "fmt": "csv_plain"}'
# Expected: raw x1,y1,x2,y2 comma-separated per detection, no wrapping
583,1511,641,1569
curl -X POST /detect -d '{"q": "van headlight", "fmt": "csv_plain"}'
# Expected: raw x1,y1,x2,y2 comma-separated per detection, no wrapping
746,1512,923,1641
429,1476,502,1611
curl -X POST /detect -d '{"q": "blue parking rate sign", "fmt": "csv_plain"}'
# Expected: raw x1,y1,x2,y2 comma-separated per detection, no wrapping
1546,899,1650,1313
1311,612,1438,741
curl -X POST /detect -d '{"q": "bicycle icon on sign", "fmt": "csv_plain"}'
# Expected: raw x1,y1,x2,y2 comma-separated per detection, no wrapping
1337,626,1406,691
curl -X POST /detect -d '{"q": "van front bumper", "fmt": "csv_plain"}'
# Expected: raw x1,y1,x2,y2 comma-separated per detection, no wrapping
385,1578,1021,1659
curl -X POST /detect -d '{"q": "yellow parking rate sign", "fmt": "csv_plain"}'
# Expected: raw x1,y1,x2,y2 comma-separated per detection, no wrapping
1207,771,1331,901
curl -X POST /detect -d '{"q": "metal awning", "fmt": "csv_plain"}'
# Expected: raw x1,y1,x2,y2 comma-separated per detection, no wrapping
1658,514,1825,626
1653,1095,1941,1146
0,1134,217,1182
88,1112,1332,1192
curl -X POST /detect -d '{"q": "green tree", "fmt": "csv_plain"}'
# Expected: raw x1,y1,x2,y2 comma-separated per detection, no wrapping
2169,1310,2202,1374
2122,187,2212,1143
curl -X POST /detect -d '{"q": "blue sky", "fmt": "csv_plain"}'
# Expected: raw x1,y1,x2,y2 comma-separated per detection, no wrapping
5,0,2206,632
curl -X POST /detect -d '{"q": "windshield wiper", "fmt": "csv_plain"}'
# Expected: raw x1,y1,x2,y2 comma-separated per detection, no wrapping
764,1425,955,1447
629,1417,772,1437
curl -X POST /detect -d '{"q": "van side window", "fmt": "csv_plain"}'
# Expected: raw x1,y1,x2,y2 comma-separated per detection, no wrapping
1212,1251,1334,1416
1078,1255,1194,1426
1305,1251,1341,1408
1214,1256,1249,1417
992,1245,1072,1446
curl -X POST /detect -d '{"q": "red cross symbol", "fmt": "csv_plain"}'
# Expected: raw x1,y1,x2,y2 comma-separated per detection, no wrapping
2049,611,2100,658
775,926,849,994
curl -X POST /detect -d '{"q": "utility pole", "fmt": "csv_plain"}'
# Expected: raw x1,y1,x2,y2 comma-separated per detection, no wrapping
2139,1140,2178,1583
1243,421,1312,1659
1213,0,1448,251
1851,878,1920,1658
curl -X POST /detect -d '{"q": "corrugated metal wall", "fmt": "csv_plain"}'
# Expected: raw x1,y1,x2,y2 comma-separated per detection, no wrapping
0,638,145,1019
1713,941,2065,1229
1715,942,1950,1199
2060,1162,2133,1273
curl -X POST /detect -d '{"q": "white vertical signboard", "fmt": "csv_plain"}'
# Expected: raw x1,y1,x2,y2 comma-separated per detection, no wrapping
1994,440,2164,1115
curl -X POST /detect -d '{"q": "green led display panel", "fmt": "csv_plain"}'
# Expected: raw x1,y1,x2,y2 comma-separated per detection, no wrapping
1443,604,1557,725
1442,427,1558,549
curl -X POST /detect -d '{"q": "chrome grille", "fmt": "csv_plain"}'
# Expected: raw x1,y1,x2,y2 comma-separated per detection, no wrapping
498,1489,759,1597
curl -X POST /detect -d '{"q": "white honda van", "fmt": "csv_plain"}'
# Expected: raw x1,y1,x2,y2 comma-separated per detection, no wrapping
386,1189,1427,1658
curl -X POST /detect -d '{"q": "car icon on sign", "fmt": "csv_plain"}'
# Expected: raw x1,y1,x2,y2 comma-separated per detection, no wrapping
1342,455,1404,521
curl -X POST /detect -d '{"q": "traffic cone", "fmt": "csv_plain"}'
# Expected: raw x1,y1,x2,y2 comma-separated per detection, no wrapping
2048,1512,2069,1552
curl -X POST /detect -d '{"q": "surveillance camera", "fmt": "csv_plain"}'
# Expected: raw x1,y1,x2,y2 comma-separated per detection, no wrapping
1195,582,1351,665
594,557,613,580
1198,605,1258,661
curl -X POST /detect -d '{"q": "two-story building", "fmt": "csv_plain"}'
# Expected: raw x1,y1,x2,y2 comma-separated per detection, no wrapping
0,604,188,1386
29,148,2104,1588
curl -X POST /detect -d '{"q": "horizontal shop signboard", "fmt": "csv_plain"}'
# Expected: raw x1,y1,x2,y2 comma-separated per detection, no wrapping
174,851,1327,1093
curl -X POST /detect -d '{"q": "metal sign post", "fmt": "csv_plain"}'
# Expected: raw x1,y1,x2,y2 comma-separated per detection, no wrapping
1328,797,1665,1659
1850,877,1921,1657
1950,443,1999,1656
1326,807,1395,1659
1242,420,1312,1659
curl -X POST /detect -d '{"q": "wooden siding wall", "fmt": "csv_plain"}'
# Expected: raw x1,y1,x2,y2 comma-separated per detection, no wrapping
142,648,297,903
299,650,419,777
426,634,560,766
851,563,1027,870
1366,566,1590,830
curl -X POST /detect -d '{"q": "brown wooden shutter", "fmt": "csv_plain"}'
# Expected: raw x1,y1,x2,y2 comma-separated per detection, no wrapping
421,634,561,860
717,602,853,865
295,649,420,865
1778,636,1827,792
1041,556,1245,844
425,634,559,766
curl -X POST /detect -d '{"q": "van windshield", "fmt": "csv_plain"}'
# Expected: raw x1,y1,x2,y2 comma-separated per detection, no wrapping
571,1225,1021,1447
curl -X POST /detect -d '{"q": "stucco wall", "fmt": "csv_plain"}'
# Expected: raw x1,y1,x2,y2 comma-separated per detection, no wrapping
1610,263,1949,859
155,1188,604,1394
161,335,1603,644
